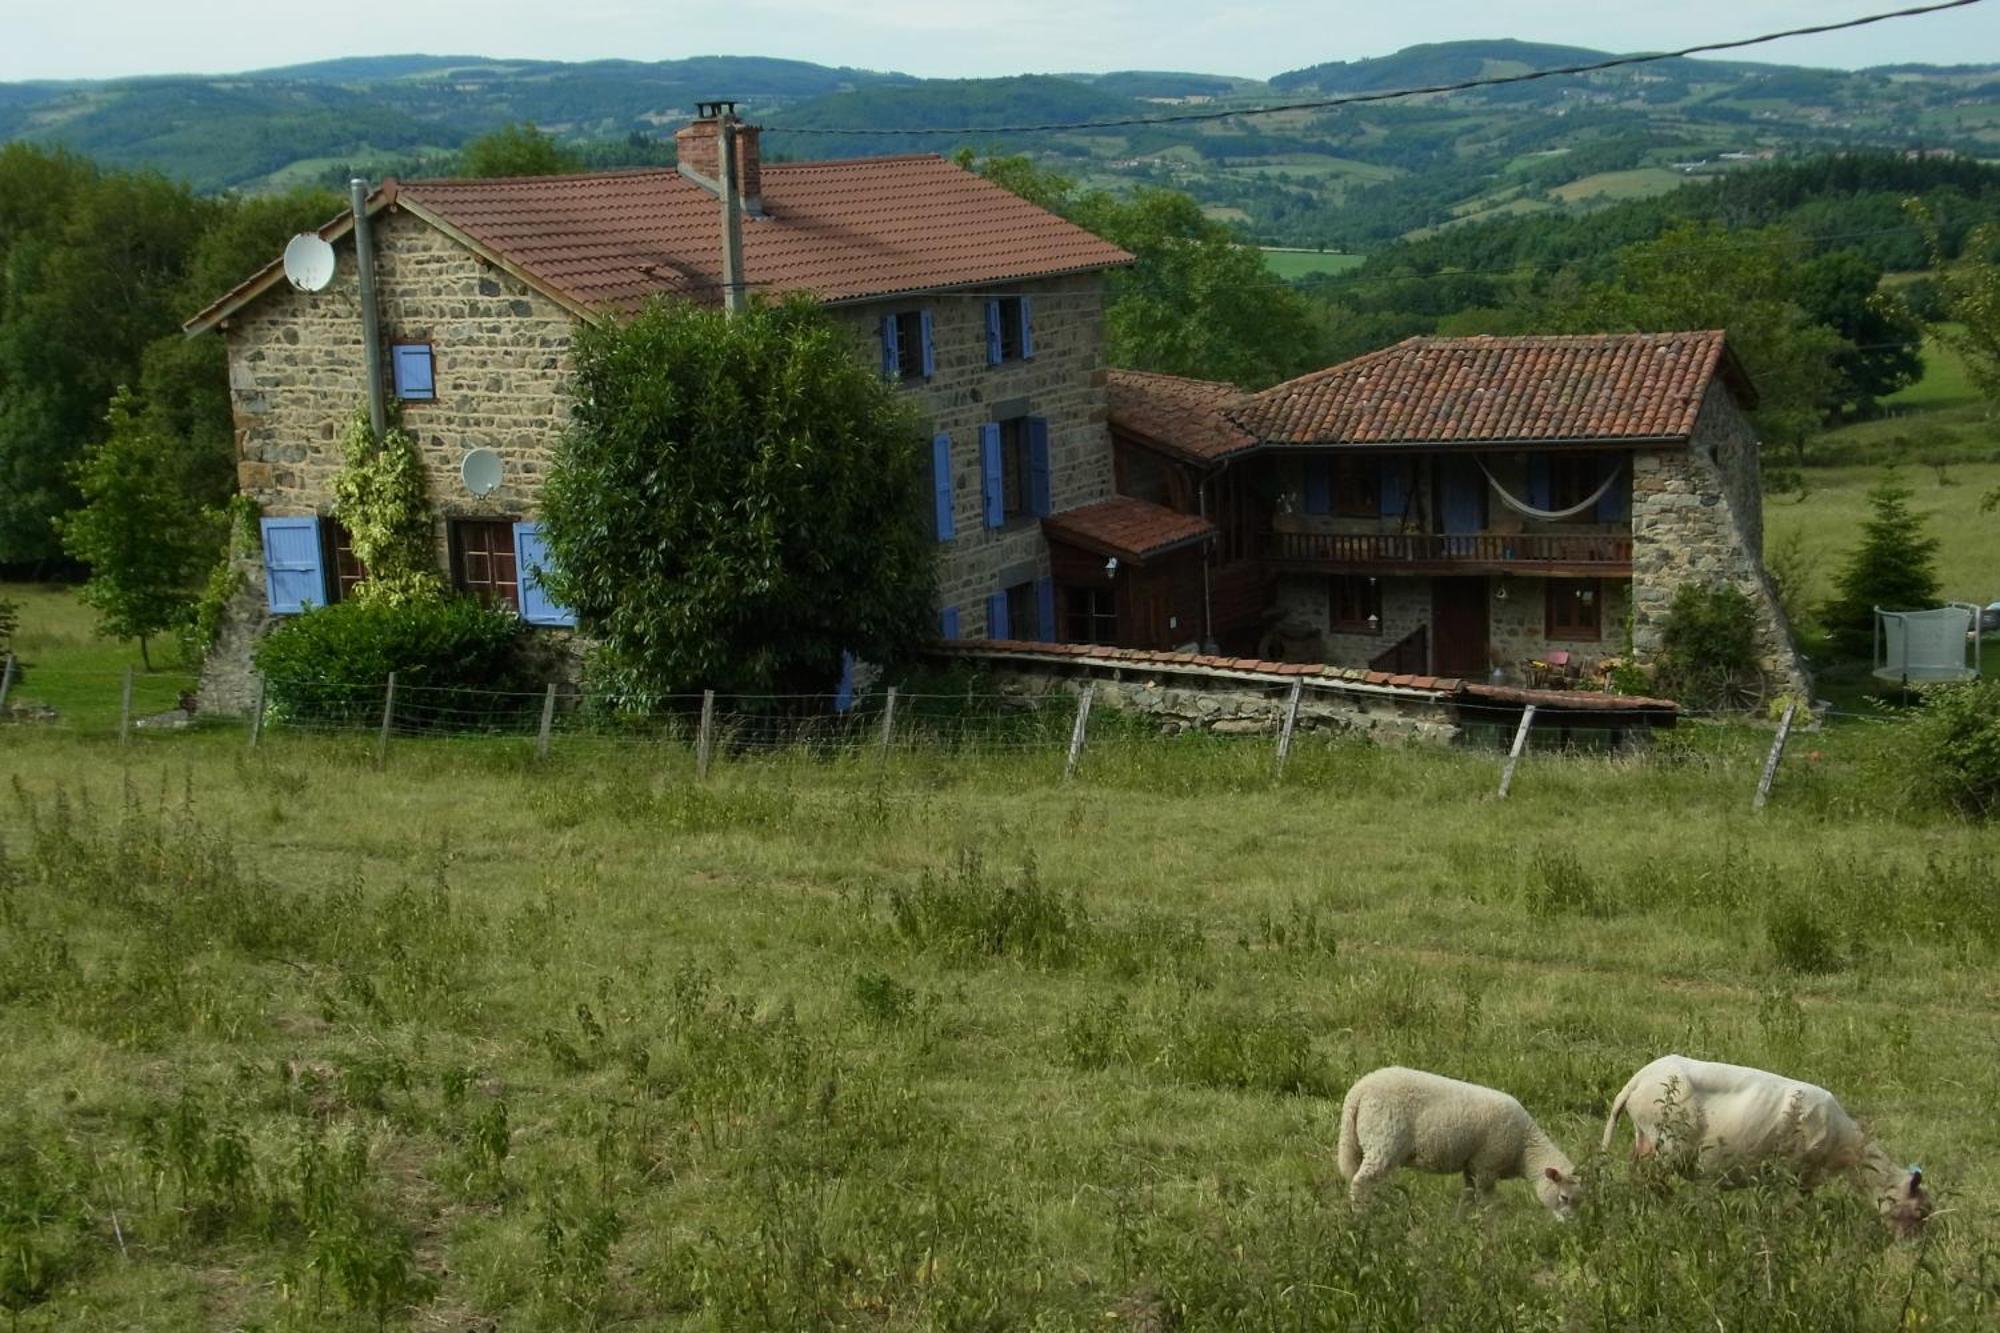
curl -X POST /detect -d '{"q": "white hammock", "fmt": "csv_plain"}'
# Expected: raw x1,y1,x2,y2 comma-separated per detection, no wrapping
1475,457,1622,521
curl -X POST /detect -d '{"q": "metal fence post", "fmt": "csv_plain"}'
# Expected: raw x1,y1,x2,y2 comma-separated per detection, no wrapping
1496,704,1537,799
248,673,266,748
1753,701,1799,813
376,672,397,768
536,683,557,761
878,685,898,759
1274,679,1304,777
1062,683,1096,783
119,665,134,744
0,652,15,711
696,689,716,781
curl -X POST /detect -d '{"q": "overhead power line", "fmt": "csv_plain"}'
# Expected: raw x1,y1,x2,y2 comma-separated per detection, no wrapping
766,0,1987,138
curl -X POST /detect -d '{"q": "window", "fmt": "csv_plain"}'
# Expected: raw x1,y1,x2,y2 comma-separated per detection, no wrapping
1329,575,1381,633
881,309,933,381
998,418,1031,521
391,343,434,401
928,432,955,542
988,296,1032,363
1005,580,1040,642
1063,584,1117,646
1549,454,1598,520
322,518,368,603
1545,578,1602,640
451,519,519,610
1333,457,1379,517
982,417,1049,528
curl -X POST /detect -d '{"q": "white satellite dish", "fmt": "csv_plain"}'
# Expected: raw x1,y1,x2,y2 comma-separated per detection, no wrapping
460,448,503,497
282,233,337,292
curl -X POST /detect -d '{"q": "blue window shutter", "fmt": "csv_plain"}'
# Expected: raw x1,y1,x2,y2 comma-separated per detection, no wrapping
880,314,899,378
940,606,960,640
1019,296,1034,359
981,424,1005,528
985,300,1003,365
1596,455,1629,523
1036,577,1056,643
260,516,325,614
1527,453,1552,510
987,591,1010,640
931,432,955,541
1027,417,1052,518
920,308,936,378
393,345,434,400
833,651,856,713
1380,460,1406,518
513,521,576,627
1303,459,1331,515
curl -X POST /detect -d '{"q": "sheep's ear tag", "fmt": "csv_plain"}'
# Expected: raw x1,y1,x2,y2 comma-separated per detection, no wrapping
1544,1166,1563,1182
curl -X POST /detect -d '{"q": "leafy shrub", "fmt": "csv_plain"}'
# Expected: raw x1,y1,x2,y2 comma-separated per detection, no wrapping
1654,583,1760,700
1893,680,2000,819
1766,897,1843,974
253,596,536,728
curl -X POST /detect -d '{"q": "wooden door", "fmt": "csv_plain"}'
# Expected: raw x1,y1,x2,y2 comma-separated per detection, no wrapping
1431,578,1489,679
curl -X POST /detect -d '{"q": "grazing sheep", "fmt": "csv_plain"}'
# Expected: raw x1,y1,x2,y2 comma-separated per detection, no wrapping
1602,1054,1931,1237
1337,1066,1581,1218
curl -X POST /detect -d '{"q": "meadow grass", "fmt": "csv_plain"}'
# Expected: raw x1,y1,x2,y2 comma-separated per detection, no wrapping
2,714,1997,1329
2,583,198,728
1260,249,1365,281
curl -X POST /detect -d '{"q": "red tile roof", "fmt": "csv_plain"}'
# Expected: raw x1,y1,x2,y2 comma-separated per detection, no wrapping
1228,331,1751,448
1106,369,1256,463
186,156,1132,332
1041,496,1216,563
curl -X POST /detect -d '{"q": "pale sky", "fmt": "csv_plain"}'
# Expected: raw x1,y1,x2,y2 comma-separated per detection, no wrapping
0,0,1993,84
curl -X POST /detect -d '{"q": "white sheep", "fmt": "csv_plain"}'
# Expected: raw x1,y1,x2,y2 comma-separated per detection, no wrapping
1602,1054,1931,1237
1337,1066,1581,1217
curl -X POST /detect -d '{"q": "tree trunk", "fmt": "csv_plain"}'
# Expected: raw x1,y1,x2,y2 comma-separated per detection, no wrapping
138,636,152,671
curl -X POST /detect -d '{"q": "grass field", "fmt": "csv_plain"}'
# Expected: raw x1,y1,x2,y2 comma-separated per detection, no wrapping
2,583,200,728
1549,168,1689,205
1260,248,1365,281
6,589,2000,1328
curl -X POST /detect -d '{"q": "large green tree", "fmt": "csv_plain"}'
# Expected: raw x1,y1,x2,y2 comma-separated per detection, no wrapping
539,297,934,698
458,124,583,178
1794,249,1924,418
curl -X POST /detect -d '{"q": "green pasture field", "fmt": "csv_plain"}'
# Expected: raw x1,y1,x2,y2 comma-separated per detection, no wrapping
1549,167,1690,205
1260,248,1366,281
1,583,199,729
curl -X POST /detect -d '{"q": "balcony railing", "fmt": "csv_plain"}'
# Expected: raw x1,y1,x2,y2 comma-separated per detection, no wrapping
1266,530,1633,574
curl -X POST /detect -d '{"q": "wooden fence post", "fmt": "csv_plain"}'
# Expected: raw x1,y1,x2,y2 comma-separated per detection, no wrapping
1752,701,1799,813
696,689,717,781
248,673,266,749
1062,683,1096,783
535,683,557,762
1496,704,1537,799
1274,679,1304,777
0,652,15,711
376,672,397,768
878,685,898,759
119,666,134,744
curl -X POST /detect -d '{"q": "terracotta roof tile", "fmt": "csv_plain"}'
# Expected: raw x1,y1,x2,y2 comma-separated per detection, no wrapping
395,156,1133,313
1040,496,1216,563
1106,369,1256,463
1229,332,1742,447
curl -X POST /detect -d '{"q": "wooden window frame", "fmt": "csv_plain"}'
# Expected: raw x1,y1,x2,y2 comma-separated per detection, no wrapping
996,296,1025,362
894,309,925,381
1333,456,1379,518
997,417,1032,523
1329,574,1382,634
449,517,521,611
1004,579,1040,643
1548,454,1601,523
321,517,368,603
1062,583,1117,646
390,341,436,403
1545,578,1602,641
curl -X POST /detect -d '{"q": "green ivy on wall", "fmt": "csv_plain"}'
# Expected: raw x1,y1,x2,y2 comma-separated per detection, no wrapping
332,405,444,606
182,493,261,661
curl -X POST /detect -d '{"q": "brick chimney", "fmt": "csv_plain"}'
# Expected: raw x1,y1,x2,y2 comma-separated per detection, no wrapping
676,102,762,215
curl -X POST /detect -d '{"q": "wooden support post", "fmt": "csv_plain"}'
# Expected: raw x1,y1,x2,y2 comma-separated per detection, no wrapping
1753,701,1799,813
119,665,134,744
376,672,397,768
696,689,716,781
248,674,267,749
1274,679,1304,777
535,683,557,761
878,685,898,759
1062,683,1096,783
1496,704,1537,800
0,652,15,711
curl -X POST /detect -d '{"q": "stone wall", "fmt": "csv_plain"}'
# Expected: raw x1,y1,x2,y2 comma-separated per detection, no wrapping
833,275,1113,637
1630,384,1809,697
1488,576,1630,678
1274,573,1430,670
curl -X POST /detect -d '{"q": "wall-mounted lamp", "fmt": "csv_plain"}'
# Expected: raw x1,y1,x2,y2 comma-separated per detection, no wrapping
1104,556,1119,579
1494,575,1510,602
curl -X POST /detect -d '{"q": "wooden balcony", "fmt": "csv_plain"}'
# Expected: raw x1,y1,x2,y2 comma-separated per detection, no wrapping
1265,530,1633,576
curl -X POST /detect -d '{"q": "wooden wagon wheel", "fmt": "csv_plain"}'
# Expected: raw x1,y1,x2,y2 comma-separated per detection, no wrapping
1718,666,1769,715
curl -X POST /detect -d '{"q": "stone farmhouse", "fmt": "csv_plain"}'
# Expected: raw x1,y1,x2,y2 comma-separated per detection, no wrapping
1102,332,1810,695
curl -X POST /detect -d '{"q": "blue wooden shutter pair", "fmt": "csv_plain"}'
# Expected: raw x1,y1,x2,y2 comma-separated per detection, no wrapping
513,521,576,626
1018,297,1034,359
1303,459,1332,515
986,590,1010,640
980,424,1005,528
919,309,936,378
1596,455,1629,523
392,344,434,400
985,301,1004,365
939,606,961,639
1527,453,1553,511
1027,418,1052,518
879,314,900,377
1035,577,1056,643
1379,460,1406,518
931,433,956,541
260,516,327,614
